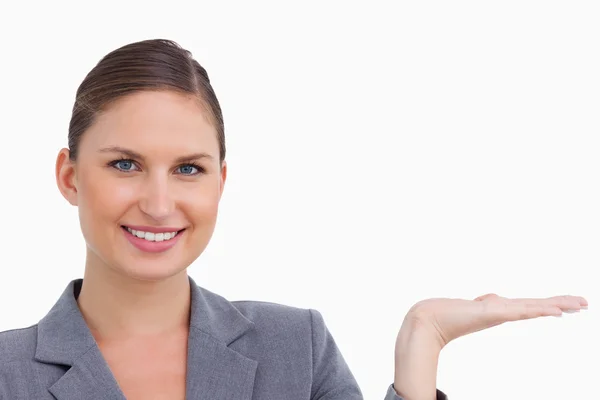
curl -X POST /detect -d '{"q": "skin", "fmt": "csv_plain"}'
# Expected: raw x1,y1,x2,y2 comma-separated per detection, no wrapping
55,89,588,399
393,293,587,399
55,90,226,398
57,90,226,336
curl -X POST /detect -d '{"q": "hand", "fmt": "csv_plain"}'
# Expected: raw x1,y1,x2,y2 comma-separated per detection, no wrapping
392,294,588,400
404,293,588,348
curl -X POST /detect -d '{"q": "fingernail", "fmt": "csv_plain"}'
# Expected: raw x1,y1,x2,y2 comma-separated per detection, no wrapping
564,309,580,313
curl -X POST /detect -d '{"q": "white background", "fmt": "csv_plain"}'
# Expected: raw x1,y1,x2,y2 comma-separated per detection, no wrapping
0,2,598,399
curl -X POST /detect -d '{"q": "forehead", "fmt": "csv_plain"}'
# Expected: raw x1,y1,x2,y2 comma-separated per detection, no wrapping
80,90,218,155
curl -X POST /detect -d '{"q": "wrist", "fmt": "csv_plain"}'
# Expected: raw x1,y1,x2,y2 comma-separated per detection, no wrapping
393,317,443,400
395,317,444,355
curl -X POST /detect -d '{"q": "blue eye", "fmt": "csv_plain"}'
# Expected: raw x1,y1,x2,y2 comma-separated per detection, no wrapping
115,160,135,171
113,160,137,171
178,164,200,175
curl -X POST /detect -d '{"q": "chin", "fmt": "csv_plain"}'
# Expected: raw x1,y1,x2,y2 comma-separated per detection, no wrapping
114,257,190,282
123,268,187,283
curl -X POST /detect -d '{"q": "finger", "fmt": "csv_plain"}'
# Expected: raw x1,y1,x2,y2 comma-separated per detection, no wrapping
502,296,588,321
511,296,587,312
502,302,562,321
548,295,588,311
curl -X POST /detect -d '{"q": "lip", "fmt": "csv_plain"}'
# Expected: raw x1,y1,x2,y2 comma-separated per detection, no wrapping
122,224,185,233
122,226,185,253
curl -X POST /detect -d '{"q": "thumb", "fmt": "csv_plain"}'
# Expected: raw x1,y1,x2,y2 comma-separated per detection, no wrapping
474,293,500,302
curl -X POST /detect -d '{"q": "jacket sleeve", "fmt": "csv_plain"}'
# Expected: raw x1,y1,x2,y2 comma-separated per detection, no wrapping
309,309,364,399
384,384,448,400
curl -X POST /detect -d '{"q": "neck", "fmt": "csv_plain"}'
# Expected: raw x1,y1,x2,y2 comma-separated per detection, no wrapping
77,253,191,341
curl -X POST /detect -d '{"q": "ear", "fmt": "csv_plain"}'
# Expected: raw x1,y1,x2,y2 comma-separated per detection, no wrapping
219,160,227,199
55,148,78,206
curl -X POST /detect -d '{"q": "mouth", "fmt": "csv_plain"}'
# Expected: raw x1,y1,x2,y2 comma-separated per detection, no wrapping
120,225,186,242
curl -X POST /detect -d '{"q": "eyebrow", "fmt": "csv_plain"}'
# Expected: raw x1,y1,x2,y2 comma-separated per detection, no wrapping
98,146,214,163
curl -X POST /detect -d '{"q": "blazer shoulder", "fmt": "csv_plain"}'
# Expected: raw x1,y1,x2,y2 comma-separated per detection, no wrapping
0,324,38,364
231,299,322,336
231,301,363,398
232,298,308,312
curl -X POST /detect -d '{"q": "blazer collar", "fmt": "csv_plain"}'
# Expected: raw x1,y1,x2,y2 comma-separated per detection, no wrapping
35,276,258,400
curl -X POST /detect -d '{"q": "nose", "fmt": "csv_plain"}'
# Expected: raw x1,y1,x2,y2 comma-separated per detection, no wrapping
138,174,175,222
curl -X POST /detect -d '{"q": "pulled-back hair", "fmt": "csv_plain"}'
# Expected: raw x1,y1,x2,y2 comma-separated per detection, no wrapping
68,39,225,163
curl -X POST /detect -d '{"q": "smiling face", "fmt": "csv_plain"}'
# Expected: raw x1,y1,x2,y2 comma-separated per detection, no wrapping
56,90,226,281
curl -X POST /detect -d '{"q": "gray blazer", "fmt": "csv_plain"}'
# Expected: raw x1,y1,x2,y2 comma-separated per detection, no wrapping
0,277,447,399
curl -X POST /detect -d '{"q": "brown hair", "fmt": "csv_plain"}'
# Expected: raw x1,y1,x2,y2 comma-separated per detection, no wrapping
68,38,225,163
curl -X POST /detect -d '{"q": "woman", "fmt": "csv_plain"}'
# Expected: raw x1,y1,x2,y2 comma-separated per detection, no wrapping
0,39,587,400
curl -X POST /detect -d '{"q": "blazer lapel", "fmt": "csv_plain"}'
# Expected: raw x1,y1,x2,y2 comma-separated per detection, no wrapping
46,347,127,400
185,277,258,399
35,277,258,400
35,279,126,400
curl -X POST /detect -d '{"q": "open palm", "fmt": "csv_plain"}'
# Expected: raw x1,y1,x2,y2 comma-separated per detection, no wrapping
406,293,588,348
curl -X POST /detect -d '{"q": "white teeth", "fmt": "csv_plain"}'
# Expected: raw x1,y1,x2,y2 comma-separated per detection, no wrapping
126,227,179,242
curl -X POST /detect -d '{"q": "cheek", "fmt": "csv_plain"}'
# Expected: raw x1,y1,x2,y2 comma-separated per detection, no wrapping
79,172,137,222
182,182,222,223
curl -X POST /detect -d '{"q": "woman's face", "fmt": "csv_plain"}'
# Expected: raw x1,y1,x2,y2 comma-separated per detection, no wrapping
56,90,226,281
